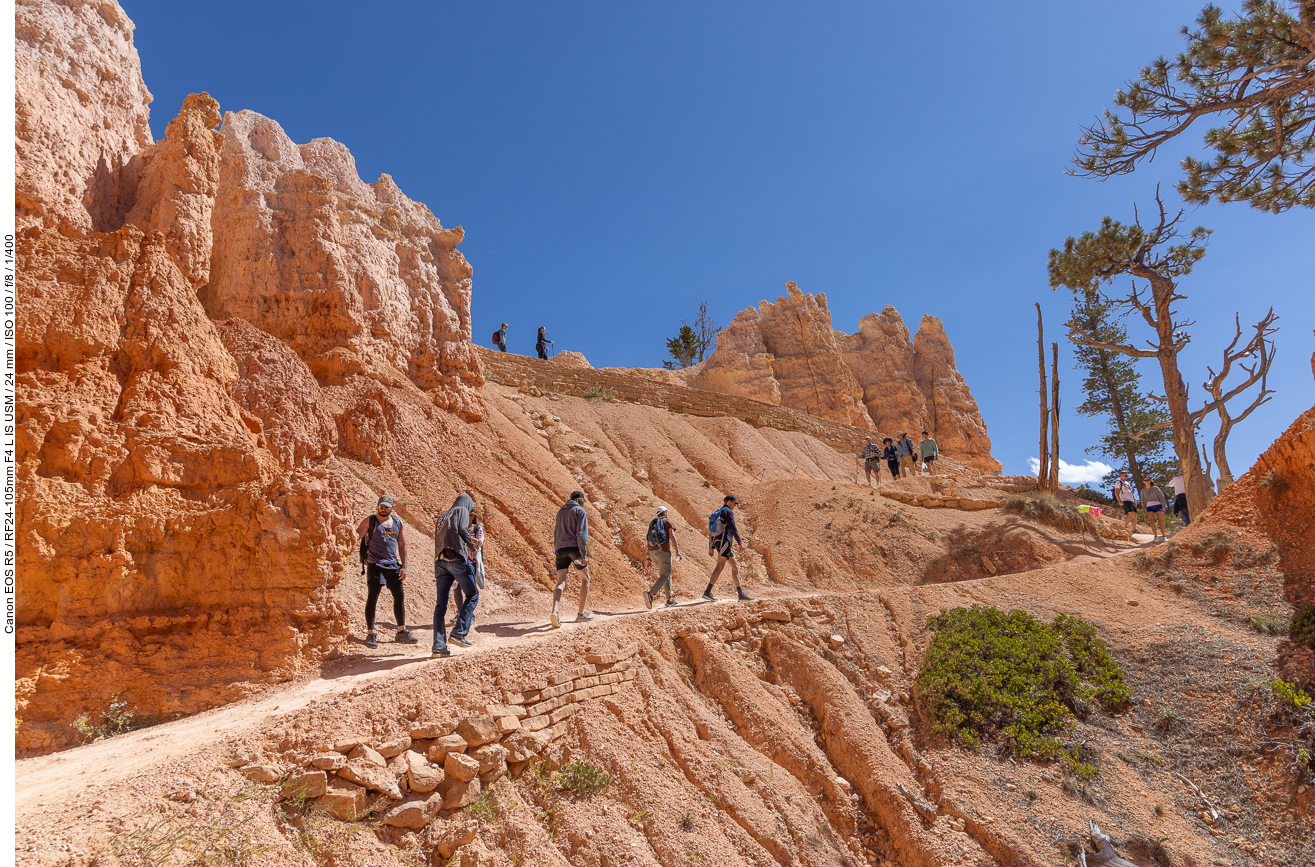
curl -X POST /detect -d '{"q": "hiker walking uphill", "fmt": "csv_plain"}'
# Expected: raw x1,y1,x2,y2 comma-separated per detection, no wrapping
551,491,594,628
492,323,509,353
896,432,918,479
919,430,939,475
536,327,554,360
882,437,900,479
705,495,752,603
432,493,479,657
860,436,883,486
450,511,486,626
1113,472,1139,534
357,495,417,648
1141,479,1170,540
643,506,681,609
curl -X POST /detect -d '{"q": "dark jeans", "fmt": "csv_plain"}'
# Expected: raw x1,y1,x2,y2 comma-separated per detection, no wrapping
887,459,900,479
497,343,507,352
434,557,478,650
1174,493,1190,526
365,565,405,631
537,346,549,359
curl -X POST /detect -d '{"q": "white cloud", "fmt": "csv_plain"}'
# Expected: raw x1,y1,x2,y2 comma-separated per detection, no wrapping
1025,458,1114,486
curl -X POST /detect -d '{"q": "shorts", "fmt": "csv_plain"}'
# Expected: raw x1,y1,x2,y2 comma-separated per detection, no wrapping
922,455,936,463
555,548,585,570
712,540,734,559
1146,504,1163,513
1122,501,1136,513
864,458,881,472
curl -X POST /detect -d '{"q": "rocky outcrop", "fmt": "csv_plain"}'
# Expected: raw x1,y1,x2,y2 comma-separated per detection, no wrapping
693,283,1001,472
203,110,483,419
14,0,154,231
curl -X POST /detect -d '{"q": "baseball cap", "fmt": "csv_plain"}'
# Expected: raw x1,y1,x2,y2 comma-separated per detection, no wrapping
377,495,394,508
656,506,668,514
570,490,585,501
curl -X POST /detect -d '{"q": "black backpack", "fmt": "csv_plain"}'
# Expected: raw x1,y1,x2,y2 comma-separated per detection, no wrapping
359,514,402,574
646,517,668,547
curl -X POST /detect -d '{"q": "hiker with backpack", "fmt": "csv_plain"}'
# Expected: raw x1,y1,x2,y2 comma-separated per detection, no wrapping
1113,472,1138,534
1141,478,1169,540
643,506,682,609
550,491,594,628
882,437,900,479
1168,469,1190,526
919,430,939,475
357,495,418,648
536,327,554,360
432,493,480,657
896,432,918,479
859,436,883,486
450,511,487,622
493,323,509,353
705,495,752,603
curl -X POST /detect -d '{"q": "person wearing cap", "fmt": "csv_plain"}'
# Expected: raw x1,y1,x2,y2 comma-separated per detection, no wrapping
882,437,900,479
859,436,883,486
643,506,682,609
356,495,417,649
705,495,752,603
494,322,509,352
918,430,939,475
896,432,918,479
550,491,594,628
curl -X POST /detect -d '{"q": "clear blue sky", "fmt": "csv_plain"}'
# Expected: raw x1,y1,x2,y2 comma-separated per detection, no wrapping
125,0,1314,480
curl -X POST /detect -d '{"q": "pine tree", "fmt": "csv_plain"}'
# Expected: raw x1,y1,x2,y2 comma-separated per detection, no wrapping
662,326,700,370
1069,290,1177,490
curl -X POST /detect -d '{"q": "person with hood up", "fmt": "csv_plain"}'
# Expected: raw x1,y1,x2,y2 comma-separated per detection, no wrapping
550,491,594,628
432,493,479,657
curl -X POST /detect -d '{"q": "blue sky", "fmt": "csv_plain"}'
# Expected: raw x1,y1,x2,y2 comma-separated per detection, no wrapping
125,0,1313,480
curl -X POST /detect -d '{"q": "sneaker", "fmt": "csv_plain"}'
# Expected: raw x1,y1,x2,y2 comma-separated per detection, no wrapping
643,591,653,610
365,631,378,649
395,630,418,644
575,612,595,623
430,647,451,658
450,635,473,648
702,589,717,602
665,598,678,607
549,611,561,629
737,588,754,602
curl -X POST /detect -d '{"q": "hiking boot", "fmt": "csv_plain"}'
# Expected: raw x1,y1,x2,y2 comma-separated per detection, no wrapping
365,631,379,649
737,588,754,602
431,647,451,658
450,634,473,648
702,589,717,602
665,598,678,607
643,591,653,610
575,612,595,623
549,611,561,629
395,629,418,644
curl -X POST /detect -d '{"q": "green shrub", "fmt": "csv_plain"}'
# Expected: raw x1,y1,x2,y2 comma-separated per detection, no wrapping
1003,493,1088,534
465,786,499,822
1290,605,1315,651
557,760,611,796
1271,678,1312,710
917,606,1130,769
71,695,137,742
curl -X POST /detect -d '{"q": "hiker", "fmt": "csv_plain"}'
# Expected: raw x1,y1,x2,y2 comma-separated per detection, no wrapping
451,511,486,619
551,491,594,628
882,437,900,479
919,430,939,475
896,432,918,479
1141,479,1169,540
1168,470,1190,526
493,322,509,353
643,506,682,609
432,493,479,657
705,495,752,603
536,326,554,360
1113,472,1138,533
357,495,418,648
859,436,883,486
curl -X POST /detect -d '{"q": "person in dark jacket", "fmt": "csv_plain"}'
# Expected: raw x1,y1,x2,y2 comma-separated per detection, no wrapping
882,437,900,479
356,494,417,648
536,326,553,360
432,493,479,656
705,495,752,602
494,323,509,352
550,491,593,628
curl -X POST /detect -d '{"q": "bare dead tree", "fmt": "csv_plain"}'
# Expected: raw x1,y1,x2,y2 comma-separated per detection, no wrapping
1050,342,1062,494
1037,303,1051,485
681,302,724,364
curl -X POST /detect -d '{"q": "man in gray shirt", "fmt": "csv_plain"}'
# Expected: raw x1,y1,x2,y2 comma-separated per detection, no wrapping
357,494,417,648
551,491,594,628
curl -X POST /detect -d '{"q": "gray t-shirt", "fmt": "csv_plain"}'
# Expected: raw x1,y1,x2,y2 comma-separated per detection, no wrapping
366,515,403,568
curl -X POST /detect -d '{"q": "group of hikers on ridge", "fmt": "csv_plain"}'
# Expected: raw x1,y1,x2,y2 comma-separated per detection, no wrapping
1112,467,1192,541
357,489,753,658
492,323,554,360
859,430,939,484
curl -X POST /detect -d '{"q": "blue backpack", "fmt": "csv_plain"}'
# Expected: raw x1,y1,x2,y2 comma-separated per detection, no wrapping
708,507,727,541
646,517,668,547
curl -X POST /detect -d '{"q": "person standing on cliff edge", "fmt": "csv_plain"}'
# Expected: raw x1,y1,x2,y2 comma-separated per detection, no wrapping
706,495,752,602
860,436,883,486
432,493,480,657
536,326,554,360
357,495,418,649
493,323,509,352
551,491,594,628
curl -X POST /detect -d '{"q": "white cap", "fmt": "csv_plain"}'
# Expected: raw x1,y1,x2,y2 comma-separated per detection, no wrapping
656,506,668,514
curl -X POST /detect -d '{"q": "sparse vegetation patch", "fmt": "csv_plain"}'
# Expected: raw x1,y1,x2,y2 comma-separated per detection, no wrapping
1003,493,1089,534
558,759,611,796
917,606,1131,769
1290,605,1315,651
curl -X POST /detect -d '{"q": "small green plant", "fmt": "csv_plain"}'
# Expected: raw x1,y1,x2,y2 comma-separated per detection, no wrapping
1249,613,1290,636
466,786,500,822
582,386,617,400
1290,605,1315,651
680,810,697,831
558,760,611,796
1025,789,1040,802
1154,803,1165,817
1190,529,1235,563
702,479,711,488
916,606,1130,770
1257,469,1289,493
71,695,137,742
1153,707,1179,733
1271,677,1312,710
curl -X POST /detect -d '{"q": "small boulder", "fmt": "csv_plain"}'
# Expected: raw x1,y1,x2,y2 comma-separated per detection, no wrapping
310,753,347,771
316,780,367,821
333,737,366,753
503,729,551,763
383,792,444,829
377,735,412,758
444,751,481,783
338,761,405,799
761,609,791,622
455,716,500,747
441,775,482,810
828,634,845,649
496,715,522,735
282,770,328,800
409,720,455,740
432,821,479,859
427,733,469,764
347,744,387,767
239,763,280,783
404,750,445,793
473,744,509,783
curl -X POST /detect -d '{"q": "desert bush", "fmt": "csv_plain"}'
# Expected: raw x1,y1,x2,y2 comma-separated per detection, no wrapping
1290,605,1315,651
1190,529,1235,563
582,386,616,400
558,760,611,796
1249,613,1289,636
1003,493,1088,534
1264,678,1314,782
466,786,500,822
917,606,1130,768
71,695,137,742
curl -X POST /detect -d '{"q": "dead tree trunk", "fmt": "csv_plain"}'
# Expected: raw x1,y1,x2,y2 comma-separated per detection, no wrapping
1205,311,1278,488
1037,304,1050,486
1049,342,1061,494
